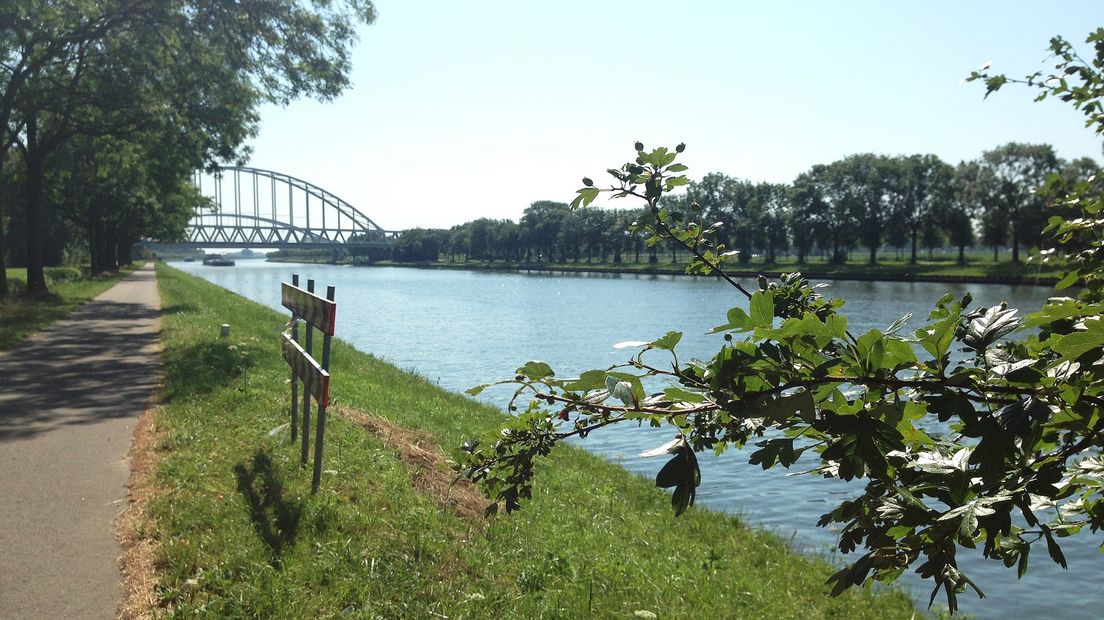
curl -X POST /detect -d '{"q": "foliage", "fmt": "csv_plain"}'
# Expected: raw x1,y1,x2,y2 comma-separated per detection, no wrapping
459,88,1104,613
1,0,377,291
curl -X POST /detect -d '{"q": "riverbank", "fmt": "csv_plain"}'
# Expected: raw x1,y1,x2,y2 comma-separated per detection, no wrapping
266,255,1065,286
133,263,919,618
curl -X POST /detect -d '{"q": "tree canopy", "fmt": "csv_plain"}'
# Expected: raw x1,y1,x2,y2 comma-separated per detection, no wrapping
0,0,377,293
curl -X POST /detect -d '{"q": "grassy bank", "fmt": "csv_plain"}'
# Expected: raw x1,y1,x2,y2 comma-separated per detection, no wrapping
142,264,920,618
270,254,1064,286
0,266,134,351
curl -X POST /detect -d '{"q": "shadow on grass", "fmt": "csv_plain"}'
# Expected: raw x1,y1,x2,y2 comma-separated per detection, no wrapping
161,339,256,401
234,450,302,567
160,302,199,315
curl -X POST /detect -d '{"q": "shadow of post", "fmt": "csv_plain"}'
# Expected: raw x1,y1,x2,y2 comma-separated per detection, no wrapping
234,450,302,567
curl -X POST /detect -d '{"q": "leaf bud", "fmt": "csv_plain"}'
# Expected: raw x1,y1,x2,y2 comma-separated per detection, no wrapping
635,141,644,152
676,142,686,153
582,177,594,187
757,275,768,291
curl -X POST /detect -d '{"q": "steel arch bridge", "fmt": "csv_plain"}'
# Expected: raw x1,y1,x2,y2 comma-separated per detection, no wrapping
176,167,398,249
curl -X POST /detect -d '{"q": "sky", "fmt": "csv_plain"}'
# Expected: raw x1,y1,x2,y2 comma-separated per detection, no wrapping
243,1,1104,231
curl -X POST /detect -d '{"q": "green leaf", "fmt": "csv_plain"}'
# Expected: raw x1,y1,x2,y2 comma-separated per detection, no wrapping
1043,527,1068,569
1055,269,1081,290
667,163,688,172
710,306,753,333
755,390,816,425
1053,321,1104,361
571,187,600,210
650,331,683,350
963,305,1021,352
564,369,607,392
663,386,706,404
750,291,774,328
882,338,918,368
826,314,848,339
517,361,555,380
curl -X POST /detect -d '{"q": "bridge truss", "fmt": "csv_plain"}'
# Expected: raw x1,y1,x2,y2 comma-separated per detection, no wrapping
183,167,397,249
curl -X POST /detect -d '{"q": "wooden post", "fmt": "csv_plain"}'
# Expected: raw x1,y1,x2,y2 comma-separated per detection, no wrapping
300,278,315,467
311,284,336,493
281,276,336,493
290,274,299,441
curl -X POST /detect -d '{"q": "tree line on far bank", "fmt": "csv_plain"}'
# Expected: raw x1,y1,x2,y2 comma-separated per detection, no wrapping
392,142,1099,266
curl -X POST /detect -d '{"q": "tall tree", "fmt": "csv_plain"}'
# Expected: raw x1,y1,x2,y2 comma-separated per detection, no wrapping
979,143,1060,263
944,160,986,264
788,166,827,263
521,200,569,262
755,182,789,263
2,0,377,293
891,154,954,264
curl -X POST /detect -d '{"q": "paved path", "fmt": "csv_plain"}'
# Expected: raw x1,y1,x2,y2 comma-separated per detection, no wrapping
0,263,161,619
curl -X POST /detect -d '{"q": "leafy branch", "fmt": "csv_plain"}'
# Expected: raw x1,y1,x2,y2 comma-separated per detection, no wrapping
457,28,1104,613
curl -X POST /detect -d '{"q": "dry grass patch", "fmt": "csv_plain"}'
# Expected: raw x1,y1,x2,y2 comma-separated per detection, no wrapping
336,405,490,520
115,405,164,620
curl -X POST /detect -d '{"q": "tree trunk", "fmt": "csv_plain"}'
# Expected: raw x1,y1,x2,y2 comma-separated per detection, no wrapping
0,148,7,297
910,228,918,265
869,245,877,265
22,114,48,294
88,222,99,275
957,244,966,265
1011,226,1020,263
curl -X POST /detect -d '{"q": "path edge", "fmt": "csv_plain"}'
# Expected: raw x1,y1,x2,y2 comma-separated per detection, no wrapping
115,265,164,620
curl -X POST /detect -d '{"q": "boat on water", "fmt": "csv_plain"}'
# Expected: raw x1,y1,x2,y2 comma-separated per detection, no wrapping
202,254,236,267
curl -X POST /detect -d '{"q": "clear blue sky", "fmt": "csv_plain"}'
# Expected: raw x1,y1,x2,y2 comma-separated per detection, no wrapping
245,1,1103,230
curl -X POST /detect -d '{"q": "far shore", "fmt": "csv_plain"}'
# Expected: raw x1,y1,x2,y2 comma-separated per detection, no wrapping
261,255,1065,287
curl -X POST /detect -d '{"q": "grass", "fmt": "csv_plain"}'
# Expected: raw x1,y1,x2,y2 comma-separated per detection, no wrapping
140,263,921,619
0,265,135,351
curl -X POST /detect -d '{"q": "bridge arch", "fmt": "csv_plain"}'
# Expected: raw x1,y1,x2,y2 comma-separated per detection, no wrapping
186,166,397,249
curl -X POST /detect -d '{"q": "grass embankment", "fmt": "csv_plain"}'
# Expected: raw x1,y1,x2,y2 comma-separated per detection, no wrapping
0,266,134,351
138,263,919,618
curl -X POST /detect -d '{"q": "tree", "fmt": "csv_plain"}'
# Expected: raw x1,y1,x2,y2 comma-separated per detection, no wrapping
892,154,954,264
1,0,377,294
459,61,1104,613
831,154,890,265
788,167,827,263
978,143,1060,263
756,182,789,263
818,160,860,263
521,200,569,262
945,160,985,265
